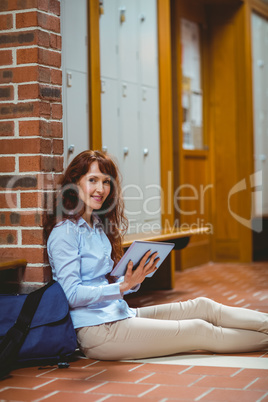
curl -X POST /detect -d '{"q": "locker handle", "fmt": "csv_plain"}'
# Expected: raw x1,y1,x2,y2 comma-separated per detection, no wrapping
67,72,72,87
143,148,149,157
123,147,129,156
122,83,127,97
101,80,106,93
68,144,75,154
140,14,146,23
102,146,108,153
119,7,126,24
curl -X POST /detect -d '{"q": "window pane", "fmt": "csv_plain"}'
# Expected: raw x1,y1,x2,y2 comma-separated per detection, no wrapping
181,19,203,150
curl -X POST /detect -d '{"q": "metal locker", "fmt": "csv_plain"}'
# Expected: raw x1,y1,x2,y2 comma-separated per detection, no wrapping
99,0,118,80
61,0,89,164
65,70,89,164
100,78,120,164
118,0,139,84
120,82,142,230
139,86,161,226
99,0,161,232
139,0,158,87
62,0,88,72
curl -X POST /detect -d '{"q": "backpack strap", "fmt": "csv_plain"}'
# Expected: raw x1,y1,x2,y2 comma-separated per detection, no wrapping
0,280,55,379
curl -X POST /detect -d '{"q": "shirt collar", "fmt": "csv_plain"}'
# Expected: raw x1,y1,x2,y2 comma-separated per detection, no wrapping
78,214,102,229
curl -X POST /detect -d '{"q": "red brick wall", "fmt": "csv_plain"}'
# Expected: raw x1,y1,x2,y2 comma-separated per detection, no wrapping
0,0,63,284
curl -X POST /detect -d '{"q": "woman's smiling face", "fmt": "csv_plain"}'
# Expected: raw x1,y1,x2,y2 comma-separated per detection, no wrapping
78,161,111,213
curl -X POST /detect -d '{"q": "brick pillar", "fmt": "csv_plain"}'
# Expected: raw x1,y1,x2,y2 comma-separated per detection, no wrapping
0,0,63,285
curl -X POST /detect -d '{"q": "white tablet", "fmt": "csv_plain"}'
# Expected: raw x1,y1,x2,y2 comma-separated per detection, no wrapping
111,240,175,278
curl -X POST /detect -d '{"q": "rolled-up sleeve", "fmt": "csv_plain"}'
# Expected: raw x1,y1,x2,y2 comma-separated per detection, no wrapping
115,276,141,294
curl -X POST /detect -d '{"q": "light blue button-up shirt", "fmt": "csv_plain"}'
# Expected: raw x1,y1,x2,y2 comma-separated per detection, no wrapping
47,217,137,329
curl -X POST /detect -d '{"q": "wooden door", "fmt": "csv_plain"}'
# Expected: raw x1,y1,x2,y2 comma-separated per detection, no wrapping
171,0,211,269
207,1,253,262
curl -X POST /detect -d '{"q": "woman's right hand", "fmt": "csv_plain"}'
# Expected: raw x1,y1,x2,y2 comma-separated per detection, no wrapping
119,250,160,293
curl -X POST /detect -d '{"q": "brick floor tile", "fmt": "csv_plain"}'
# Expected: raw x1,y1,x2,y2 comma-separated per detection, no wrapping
92,361,143,371
145,384,211,399
38,378,103,392
186,366,238,376
0,388,55,401
139,372,203,386
105,396,163,401
90,381,155,396
197,374,258,389
45,391,103,401
0,374,51,389
135,363,192,373
234,368,268,379
39,367,107,380
9,365,57,377
247,377,268,391
199,388,266,401
84,368,155,383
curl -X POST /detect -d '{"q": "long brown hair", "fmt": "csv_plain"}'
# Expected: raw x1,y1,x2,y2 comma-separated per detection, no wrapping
44,150,128,264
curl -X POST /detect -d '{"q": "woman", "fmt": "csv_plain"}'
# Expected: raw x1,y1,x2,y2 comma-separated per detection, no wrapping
46,150,268,360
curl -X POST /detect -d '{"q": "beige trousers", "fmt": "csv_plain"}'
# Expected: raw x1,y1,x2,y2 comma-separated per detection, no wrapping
76,297,268,360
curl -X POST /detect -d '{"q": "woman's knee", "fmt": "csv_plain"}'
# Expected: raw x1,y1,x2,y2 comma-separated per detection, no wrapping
194,296,215,307
190,297,222,324
196,297,221,311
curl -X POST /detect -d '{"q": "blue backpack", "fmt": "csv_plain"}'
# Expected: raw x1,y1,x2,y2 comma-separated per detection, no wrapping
0,281,77,378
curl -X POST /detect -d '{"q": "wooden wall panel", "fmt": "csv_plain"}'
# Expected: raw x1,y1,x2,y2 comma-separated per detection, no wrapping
211,20,239,241
175,155,210,233
208,3,253,261
180,153,211,268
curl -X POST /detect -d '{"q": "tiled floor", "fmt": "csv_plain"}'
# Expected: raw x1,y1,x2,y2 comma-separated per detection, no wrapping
1,262,268,401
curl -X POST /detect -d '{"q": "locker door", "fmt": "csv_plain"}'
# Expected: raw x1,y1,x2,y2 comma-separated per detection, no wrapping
100,78,120,165
99,0,118,80
118,0,139,83
65,71,89,163
61,0,89,165
120,82,142,231
139,0,158,87
140,86,161,226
